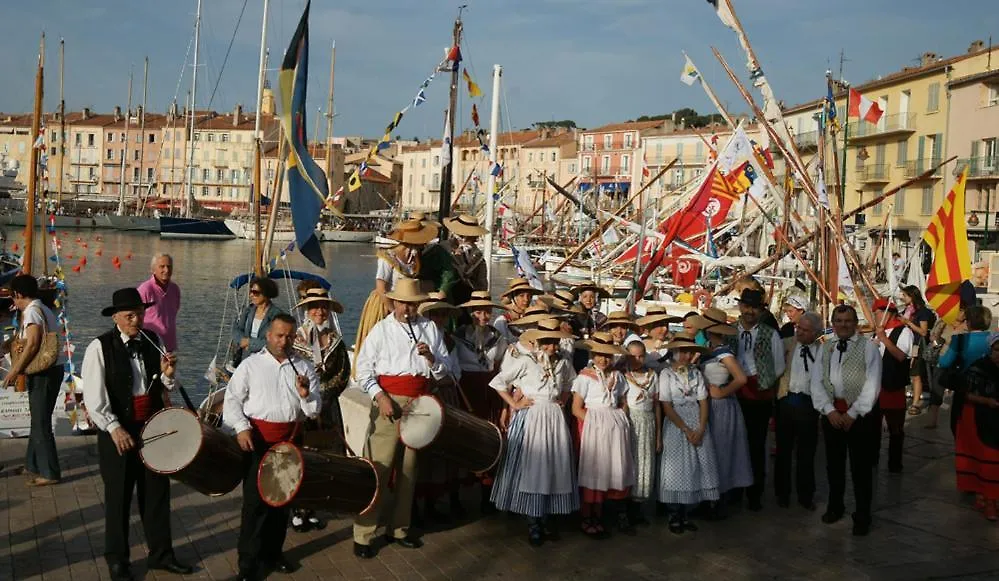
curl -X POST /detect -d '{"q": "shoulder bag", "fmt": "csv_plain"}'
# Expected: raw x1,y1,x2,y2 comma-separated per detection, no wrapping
12,304,60,375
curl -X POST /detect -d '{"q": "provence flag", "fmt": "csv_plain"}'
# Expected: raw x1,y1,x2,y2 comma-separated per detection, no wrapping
278,0,327,268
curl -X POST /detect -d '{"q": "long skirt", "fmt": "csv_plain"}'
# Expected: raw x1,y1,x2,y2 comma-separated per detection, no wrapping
659,401,720,505
578,407,634,496
955,403,999,499
709,396,754,494
491,401,579,517
629,407,657,501
352,290,388,367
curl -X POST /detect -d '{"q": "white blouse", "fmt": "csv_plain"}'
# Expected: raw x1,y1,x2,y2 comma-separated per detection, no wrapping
658,365,708,405
489,344,576,403
623,369,659,412
375,255,418,289
571,369,625,409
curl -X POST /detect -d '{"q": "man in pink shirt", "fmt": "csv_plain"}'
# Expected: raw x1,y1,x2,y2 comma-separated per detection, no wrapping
137,253,181,351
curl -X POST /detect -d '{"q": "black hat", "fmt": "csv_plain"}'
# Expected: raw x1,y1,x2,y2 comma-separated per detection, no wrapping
101,288,155,316
736,288,767,309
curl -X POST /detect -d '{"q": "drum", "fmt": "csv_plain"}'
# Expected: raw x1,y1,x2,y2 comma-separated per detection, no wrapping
257,442,379,515
398,394,504,473
140,407,243,496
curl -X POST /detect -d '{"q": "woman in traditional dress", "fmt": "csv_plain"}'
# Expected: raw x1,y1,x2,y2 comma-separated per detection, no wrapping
658,332,720,534
490,318,578,546
955,332,999,521
354,219,438,355
572,332,635,538
541,289,584,362
455,291,509,512
621,335,660,525
494,278,543,343
231,277,283,366
288,285,350,533
689,308,752,517
637,307,680,371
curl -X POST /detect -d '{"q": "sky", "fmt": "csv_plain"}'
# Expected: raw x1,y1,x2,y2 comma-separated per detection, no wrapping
0,0,996,140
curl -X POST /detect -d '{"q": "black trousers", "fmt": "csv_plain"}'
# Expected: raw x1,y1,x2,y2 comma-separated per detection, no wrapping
97,426,173,567
237,438,291,573
738,397,774,504
774,395,819,503
822,413,876,519
872,405,905,471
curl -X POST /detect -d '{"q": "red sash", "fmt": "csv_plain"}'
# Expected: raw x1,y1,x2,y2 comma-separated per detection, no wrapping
833,398,850,413
132,395,154,423
249,418,299,444
378,375,429,397
738,375,775,401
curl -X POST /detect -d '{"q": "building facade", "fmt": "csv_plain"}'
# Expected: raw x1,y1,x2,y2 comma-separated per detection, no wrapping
947,68,999,240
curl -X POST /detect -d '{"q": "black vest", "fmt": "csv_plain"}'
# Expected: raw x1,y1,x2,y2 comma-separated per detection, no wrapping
97,328,164,425
880,325,910,392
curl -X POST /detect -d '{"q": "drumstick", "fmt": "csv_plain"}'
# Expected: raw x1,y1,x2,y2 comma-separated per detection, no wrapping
141,430,178,446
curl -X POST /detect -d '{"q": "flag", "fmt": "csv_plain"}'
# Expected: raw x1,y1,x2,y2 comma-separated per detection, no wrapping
848,88,884,124
511,242,544,290
447,45,462,67
440,109,452,168
680,54,700,86
707,0,737,29
277,1,327,268
347,168,362,192
826,83,839,130
471,103,480,127
490,162,503,178
462,69,483,98
922,168,972,323
413,88,426,107
602,227,620,246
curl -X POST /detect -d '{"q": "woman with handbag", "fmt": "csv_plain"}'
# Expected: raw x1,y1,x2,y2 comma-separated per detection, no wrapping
3,275,63,486
937,306,993,434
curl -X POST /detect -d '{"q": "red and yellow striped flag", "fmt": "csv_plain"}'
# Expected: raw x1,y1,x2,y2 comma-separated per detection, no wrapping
922,167,972,324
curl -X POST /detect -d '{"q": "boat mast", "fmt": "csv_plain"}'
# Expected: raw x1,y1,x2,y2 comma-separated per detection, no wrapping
252,0,270,276
137,56,149,214
436,8,464,237
56,38,66,209
184,0,203,219
23,33,44,277
483,64,501,287
117,69,133,216
324,41,335,199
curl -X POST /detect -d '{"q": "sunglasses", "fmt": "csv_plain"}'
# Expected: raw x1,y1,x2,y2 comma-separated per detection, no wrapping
249,289,261,296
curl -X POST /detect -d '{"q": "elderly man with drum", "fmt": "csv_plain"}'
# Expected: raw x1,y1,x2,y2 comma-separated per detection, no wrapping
223,313,321,580
352,278,453,559
80,288,192,581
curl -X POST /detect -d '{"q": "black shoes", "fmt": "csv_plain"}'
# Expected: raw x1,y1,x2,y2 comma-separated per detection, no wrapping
149,558,194,575
353,542,376,560
384,534,423,549
261,557,298,574
108,563,133,581
821,509,845,524
852,513,872,536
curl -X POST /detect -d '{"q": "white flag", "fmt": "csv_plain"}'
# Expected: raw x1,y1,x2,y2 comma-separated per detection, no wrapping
717,126,754,173
440,109,452,168
602,227,620,245
680,54,700,86
838,245,854,292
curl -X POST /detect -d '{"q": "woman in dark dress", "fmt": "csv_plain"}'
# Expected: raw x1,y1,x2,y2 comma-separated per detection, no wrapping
954,332,999,521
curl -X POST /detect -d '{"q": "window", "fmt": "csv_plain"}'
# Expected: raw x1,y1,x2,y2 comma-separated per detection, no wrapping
582,156,591,172
134,150,140,161
583,135,594,151
18,143,24,154
601,155,610,173
202,169,210,181
421,159,427,168
873,200,883,216
201,186,208,197
568,162,576,173
408,175,413,188
135,134,141,144
672,169,684,187
432,173,440,185
149,134,156,144
896,139,908,167
207,133,215,142
120,133,125,141
147,167,154,180
89,167,95,179
420,192,426,206
106,148,113,160
50,147,56,156
107,133,114,143
696,142,704,160
621,155,630,172
216,169,224,181
133,167,140,180
927,82,941,112
193,133,200,142
88,134,95,147
50,130,57,142
603,134,612,149
528,153,533,162
221,133,229,142
74,133,82,146
894,190,905,215
420,175,426,186
216,187,222,197
174,148,181,159
433,155,440,167
988,86,999,107
921,186,934,215
677,143,684,158
655,143,663,160
624,133,633,148
551,152,556,162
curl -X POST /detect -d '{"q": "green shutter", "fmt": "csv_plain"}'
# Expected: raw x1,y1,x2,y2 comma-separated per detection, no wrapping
932,133,943,162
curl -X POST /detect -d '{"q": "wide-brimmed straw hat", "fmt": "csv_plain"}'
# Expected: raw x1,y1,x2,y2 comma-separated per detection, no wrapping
576,331,626,356
502,277,544,299
602,310,638,330
540,289,585,315
687,307,737,336
101,288,154,316
636,305,682,328
443,214,488,237
571,280,611,299
294,287,344,313
664,331,708,353
418,291,459,316
460,290,505,310
510,303,554,327
521,318,573,343
385,278,429,303
387,219,438,246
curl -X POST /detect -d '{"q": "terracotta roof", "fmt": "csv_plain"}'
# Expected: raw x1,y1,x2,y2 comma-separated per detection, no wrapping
584,120,666,134
0,114,33,127
103,113,173,130
523,134,576,148
949,68,999,88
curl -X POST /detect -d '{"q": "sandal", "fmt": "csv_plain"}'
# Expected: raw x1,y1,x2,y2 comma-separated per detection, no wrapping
580,518,601,537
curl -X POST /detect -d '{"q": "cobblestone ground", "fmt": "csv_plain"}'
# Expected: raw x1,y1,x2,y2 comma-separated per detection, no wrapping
3,408,999,581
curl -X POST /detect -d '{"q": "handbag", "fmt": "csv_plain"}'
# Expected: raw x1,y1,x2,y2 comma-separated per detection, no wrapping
11,305,60,375
936,333,966,392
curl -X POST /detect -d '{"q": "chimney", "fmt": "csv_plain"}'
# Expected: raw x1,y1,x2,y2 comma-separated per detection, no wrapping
921,52,939,67
82,107,91,120
113,106,121,121
233,104,243,126
969,40,985,53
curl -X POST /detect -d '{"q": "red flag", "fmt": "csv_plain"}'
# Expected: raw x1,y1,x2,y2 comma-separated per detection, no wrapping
471,104,480,127
848,88,884,124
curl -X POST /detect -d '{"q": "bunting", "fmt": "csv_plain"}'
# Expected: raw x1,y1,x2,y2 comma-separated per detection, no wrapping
923,168,972,323
471,104,480,127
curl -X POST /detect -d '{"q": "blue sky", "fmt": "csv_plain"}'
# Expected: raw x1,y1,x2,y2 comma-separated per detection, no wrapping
1,0,996,139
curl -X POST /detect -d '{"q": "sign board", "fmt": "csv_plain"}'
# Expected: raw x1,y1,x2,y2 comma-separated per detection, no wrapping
0,389,31,438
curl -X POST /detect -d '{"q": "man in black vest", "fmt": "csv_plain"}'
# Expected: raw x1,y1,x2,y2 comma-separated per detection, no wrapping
81,288,193,581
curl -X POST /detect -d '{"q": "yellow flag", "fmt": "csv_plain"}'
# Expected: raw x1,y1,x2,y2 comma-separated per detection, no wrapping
347,169,362,192
922,168,972,323
462,69,483,98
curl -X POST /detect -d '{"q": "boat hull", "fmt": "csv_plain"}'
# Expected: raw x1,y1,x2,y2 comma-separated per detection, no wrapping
321,229,375,243
0,212,99,229
100,215,160,232
159,216,236,240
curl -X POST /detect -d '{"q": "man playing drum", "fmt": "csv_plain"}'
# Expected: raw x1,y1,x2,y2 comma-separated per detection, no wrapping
223,314,321,581
352,278,453,559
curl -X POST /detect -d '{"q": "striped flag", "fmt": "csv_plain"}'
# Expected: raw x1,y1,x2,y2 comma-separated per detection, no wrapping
922,168,972,324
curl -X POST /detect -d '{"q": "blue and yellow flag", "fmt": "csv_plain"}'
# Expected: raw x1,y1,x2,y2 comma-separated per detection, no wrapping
278,0,327,269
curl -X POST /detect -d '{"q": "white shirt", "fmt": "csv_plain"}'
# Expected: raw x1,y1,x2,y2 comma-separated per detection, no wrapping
810,334,882,418
490,345,576,403
788,341,819,395
736,322,786,379
454,326,507,373
623,369,659,412
659,366,708,405
877,326,914,359
250,317,263,339
19,299,66,365
81,329,176,433
223,349,321,434
355,314,451,399
375,256,417,288
571,369,625,409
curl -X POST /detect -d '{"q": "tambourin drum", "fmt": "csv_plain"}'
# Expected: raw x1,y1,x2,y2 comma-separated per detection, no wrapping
399,394,504,473
257,442,379,515
139,407,243,496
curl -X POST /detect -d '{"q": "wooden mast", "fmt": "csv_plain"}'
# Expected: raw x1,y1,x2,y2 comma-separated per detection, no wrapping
436,8,464,237
324,41,335,205
252,0,270,276
137,56,149,214
23,34,45,277
117,69,133,216
56,38,66,209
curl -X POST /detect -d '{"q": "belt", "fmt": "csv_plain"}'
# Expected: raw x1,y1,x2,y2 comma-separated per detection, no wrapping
783,392,812,408
249,418,299,444
378,374,429,397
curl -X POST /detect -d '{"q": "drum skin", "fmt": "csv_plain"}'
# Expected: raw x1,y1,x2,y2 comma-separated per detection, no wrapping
399,394,504,473
257,442,379,516
140,407,243,496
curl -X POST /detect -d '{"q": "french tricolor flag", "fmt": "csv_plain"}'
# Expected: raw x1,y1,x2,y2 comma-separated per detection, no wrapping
848,88,884,124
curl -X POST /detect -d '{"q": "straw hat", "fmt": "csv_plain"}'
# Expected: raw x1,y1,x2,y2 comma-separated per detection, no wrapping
460,290,506,310
294,287,344,314
602,310,638,330
501,277,544,299
687,307,737,336
387,219,439,245
636,305,682,328
576,331,627,356
521,318,574,343
418,291,459,316
539,289,585,315
384,278,429,303
443,214,488,237
510,303,554,327
407,211,442,228
664,331,708,353
571,280,611,299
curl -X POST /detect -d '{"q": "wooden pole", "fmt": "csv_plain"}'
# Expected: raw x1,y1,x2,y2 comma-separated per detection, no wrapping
56,38,66,209
436,12,463,232
23,34,45,277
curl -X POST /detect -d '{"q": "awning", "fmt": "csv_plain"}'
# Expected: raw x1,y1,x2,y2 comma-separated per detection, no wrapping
599,182,630,194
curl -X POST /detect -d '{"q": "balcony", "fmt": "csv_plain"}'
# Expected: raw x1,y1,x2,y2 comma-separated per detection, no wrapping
858,163,890,183
902,158,942,179
794,130,819,150
961,157,999,181
848,113,917,142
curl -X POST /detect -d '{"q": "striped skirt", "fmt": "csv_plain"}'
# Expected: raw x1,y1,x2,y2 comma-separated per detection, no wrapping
709,396,754,493
659,401,721,505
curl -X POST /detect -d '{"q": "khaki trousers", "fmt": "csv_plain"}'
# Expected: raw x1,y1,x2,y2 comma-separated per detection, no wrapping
352,393,419,545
